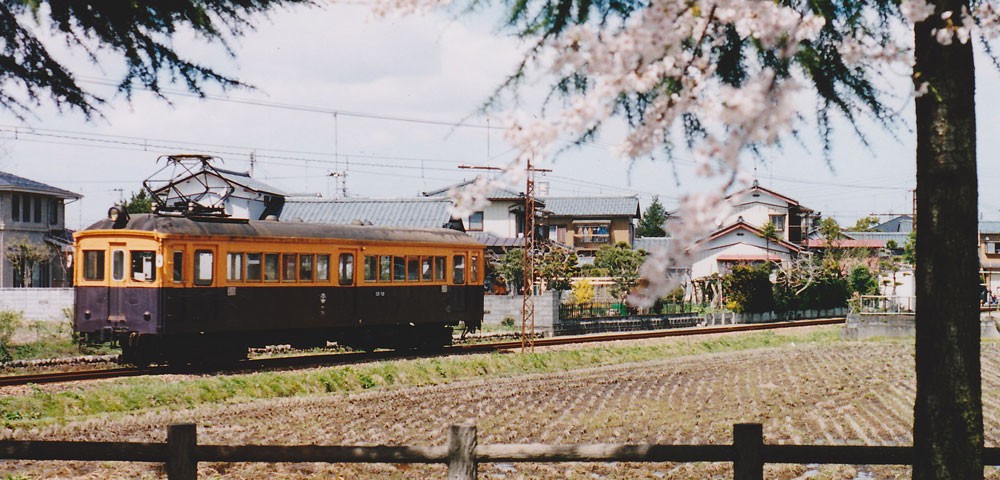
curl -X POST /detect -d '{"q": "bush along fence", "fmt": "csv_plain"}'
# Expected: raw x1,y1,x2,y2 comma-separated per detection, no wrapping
556,302,700,336
4,423,1000,479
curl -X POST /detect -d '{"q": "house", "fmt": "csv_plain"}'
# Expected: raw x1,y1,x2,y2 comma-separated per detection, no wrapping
149,166,286,220
690,218,802,279
421,181,534,238
542,196,641,256
979,221,1000,295
0,171,81,287
720,180,815,244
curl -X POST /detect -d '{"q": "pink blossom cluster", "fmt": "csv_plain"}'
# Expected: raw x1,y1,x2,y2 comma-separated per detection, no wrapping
373,0,1000,305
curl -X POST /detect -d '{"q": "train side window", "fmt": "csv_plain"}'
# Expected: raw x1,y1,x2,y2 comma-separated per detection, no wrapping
83,250,105,281
421,257,433,281
194,250,214,286
364,255,377,282
379,256,392,282
299,254,314,282
470,255,480,283
131,251,156,282
393,256,406,282
453,255,466,284
226,253,243,281
317,255,330,282
282,254,297,282
246,253,262,281
172,251,183,283
407,257,419,281
112,250,125,281
434,257,446,281
264,254,279,282
339,254,354,286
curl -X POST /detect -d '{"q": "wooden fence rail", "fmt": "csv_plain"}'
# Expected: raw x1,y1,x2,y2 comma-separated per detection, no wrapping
2,423,1000,479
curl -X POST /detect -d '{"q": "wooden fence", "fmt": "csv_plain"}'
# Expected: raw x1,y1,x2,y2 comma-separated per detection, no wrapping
2,423,1000,479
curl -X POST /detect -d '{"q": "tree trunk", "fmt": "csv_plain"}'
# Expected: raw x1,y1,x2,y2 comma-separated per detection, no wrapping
912,1,983,477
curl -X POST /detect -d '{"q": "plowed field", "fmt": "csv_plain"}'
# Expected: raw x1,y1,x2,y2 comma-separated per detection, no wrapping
3,335,1000,479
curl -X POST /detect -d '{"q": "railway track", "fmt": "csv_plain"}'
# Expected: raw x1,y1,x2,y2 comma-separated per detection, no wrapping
0,317,845,388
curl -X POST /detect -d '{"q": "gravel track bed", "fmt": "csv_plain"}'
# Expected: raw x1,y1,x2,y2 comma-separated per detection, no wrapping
2,339,1000,479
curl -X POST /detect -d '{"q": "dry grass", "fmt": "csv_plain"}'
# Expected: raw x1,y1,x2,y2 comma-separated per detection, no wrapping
1,330,999,479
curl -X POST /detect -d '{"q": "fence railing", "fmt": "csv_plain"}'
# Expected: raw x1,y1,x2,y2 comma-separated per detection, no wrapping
858,295,916,315
3,423,999,479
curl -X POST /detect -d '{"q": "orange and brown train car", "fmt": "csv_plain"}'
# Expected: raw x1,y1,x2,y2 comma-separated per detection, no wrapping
73,214,484,365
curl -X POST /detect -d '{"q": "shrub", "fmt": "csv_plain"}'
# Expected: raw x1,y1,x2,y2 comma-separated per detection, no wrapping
723,264,774,313
0,311,24,362
571,279,595,306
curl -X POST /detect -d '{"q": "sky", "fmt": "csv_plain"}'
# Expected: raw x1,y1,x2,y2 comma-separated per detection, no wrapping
0,3,997,230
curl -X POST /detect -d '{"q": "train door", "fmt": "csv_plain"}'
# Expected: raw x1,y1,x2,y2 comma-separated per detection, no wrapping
189,245,218,329
107,243,128,324
332,250,358,325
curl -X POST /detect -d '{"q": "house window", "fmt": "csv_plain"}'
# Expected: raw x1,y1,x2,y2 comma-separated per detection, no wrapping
48,199,59,225
468,211,484,231
575,224,610,244
21,194,30,223
11,194,19,222
33,197,41,223
988,242,1000,255
769,214,786,232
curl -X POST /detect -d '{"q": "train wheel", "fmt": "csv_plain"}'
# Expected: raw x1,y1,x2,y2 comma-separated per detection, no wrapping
119,333,154,367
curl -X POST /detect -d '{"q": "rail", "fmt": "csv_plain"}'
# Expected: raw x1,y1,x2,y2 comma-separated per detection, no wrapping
3,422,999,479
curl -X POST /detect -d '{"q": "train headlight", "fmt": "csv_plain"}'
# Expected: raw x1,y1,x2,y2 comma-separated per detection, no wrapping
107,206,130,229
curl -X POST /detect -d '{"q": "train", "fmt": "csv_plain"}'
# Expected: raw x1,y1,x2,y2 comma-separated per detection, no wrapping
73,209,485,365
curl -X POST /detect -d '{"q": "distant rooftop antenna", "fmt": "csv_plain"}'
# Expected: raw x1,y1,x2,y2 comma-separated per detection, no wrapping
142,154,236,217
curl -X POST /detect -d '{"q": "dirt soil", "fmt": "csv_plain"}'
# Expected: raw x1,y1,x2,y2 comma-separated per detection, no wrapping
2,338,1000,479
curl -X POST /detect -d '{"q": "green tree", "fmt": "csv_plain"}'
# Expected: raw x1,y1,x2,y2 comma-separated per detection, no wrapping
903,230,917,265
4,238,54,288
848,216,880,232
491,248,524,294
123,190,154,214
722,263,774,314
536,244,580,290
848,265,879,296
818,217,845,246
593,242,645,303
761,221,779,257
637,196,668,237
0,0,312,118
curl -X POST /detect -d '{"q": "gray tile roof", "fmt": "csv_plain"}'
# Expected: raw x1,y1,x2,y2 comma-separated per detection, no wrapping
0,171,80,199
471,232,524,248
542,196,640,218
632,236,673,251
281,197,454,228
873,215,913,233
422,180,524,200
981,221,1000,234
842,231,910,244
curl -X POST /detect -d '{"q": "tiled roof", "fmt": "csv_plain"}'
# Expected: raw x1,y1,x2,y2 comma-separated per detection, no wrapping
843,231,910,244
803,239,884,248
281,197,454,228
873,215,913,233
0,171,80,199
632,237,673,251
470,232,524,248
422,180,524,200
542,196,640,218
981,221,1000,234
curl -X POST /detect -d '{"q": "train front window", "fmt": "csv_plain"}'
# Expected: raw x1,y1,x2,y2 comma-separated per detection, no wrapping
364,255,377,282
453,255,466,284
112,250,125,281
470,255,480,283
339,254,354,286
393,256,406,281
131,251,156,282
407,257,419,281
264,254,279,281
434,257,446,281
172,251,183,283
83,250,105,281
299,255,314,282
246,253,262,281
283,254,297,282
379,256,392,282
226,253,243,281
317,255,330,282
421,257,432,281
194,251,214,286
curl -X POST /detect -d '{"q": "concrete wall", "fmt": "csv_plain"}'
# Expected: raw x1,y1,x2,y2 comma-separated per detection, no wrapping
0,288,73,321
484,291,561,335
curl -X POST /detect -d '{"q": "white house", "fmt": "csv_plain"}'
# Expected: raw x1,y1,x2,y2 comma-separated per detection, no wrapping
690,219,802,279
150,167,286,220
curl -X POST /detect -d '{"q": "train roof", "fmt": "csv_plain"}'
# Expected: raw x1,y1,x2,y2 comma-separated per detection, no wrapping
78,214,483,247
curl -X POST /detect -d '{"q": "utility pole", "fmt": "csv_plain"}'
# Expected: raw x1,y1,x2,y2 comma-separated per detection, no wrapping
460,160,551,353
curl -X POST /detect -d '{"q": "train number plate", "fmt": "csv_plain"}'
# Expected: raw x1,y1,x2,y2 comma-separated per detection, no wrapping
227,287,237,297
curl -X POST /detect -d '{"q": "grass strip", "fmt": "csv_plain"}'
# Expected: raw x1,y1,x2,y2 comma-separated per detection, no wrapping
0,327,841,429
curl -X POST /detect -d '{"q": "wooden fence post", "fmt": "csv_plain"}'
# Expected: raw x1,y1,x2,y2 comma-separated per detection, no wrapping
447,423,477,480
167,423,197,480
733,423,763,480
